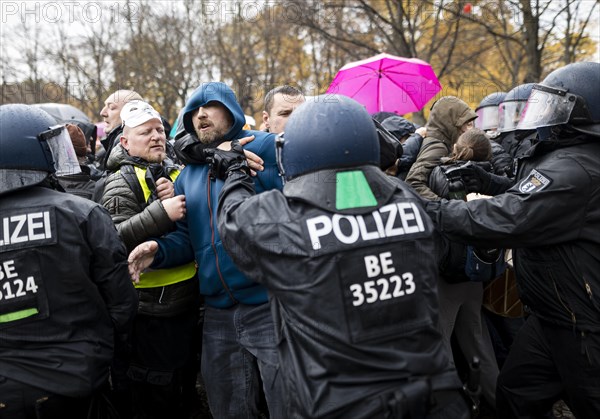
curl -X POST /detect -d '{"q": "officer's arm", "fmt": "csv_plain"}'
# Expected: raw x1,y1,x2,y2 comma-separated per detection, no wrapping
211,141,264,279
426,160,591,248
87,206,138,332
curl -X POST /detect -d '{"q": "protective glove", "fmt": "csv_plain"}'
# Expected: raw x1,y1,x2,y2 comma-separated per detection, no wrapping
206,139,250,180
461,162,513,196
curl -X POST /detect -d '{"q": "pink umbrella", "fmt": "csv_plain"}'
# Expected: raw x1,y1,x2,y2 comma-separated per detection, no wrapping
327,53,442,115
95,121,107,139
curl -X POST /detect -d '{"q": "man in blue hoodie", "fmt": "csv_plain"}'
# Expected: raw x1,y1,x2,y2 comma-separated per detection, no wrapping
128,82,284,418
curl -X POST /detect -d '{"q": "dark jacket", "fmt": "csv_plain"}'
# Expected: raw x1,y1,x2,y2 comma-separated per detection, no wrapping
406,97,477,200
397,132,424,180
217,165,462,418
58,164,102,202
99,125,123,172
102,145,179,253
499,130,538,176
428,135,600,332
0,186,137,397
489,137,513,176
152,83,283,308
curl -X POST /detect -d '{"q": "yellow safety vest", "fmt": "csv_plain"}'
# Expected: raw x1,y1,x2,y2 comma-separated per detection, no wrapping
127,166,197,289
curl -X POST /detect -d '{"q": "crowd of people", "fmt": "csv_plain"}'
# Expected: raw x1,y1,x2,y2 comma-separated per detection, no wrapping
0,60,598,419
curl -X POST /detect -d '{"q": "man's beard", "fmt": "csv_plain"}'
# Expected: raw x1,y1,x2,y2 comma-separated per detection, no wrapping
197,126,228,145
146,152,166,163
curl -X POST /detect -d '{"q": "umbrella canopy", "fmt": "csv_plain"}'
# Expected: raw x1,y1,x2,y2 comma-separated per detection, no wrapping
327,53,442,115
33,103,91,124
95,121,107,139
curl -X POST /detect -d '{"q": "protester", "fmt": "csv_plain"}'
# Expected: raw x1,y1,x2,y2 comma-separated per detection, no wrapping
128,82,285,419
209,95,469,418
0,104,137,418
428,128,500,410
406,96,477,200
262,85,305,134
101,100,198,419
426,61,600,418
99,89,144,171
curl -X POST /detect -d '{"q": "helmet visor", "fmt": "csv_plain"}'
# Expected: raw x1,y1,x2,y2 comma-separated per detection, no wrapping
517,85,577,130
498,101,527,132
475,106,499,131
39,125,81,176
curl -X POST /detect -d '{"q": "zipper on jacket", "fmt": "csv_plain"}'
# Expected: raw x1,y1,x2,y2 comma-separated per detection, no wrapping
551,276,576,331
207,179,238,304
583,276,600,312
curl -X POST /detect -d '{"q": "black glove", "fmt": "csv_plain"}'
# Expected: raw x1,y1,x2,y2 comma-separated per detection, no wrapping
461,162,513,196
206,139,249,180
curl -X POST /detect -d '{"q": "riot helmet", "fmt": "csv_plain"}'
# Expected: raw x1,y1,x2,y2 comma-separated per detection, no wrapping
276,95,380,181
0,104,80,196
518,62,600,137
475,92,507,131
498,83,535,133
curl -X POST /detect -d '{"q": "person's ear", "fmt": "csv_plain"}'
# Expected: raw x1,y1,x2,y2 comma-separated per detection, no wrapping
120,135,129,151
262,111,270,129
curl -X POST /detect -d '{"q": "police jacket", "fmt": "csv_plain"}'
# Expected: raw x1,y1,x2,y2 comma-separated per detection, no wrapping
0,186,137,397
218,165,461,418
428,134,600,332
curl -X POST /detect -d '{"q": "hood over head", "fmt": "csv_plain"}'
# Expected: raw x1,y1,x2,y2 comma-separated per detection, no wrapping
426,96,477,145
182,82,246,142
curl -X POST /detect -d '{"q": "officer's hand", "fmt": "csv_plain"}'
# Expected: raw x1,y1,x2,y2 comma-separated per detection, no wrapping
206,138,251,180
461,163,492,194
162,195,186,222
462,162,513,196
128,241,159,284
155,177,175,201
217,136,263,175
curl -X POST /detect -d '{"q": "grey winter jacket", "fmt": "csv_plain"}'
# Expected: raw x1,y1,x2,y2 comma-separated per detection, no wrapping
101,144,178,252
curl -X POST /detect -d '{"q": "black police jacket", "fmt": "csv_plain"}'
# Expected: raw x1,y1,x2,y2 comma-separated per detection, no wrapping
0,186,138,397
429,135,600,332
218,165,461,418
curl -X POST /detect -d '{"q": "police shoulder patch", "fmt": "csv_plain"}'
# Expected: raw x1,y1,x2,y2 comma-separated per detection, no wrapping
518,169,552,193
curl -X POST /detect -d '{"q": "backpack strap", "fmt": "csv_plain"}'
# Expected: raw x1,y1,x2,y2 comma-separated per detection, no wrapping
120,164,147,209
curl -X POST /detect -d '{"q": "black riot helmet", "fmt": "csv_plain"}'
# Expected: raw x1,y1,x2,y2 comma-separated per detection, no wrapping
475,92,507,131
518,62,600,137
0,104,80,196
498,83,535,133
276,95,380,181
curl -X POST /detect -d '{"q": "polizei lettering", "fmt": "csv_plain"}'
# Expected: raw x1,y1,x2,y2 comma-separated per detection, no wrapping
0,211,53,248
306,202,425,250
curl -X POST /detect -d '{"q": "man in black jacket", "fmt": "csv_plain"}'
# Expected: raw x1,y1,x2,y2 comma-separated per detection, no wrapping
211,95,468,418
426,62,600,418
0,104,137,418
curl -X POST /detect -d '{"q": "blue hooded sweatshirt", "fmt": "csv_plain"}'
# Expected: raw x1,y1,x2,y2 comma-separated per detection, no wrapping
152,82,283,308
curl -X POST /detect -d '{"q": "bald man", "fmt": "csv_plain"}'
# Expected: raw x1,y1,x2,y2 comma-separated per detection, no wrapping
99,89,143,171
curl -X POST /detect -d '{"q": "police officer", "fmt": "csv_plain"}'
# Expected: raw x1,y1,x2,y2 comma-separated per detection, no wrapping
475,91,513,175
426,62,600,418
0,104,138,419
497,83,538,165
210,95,468,418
